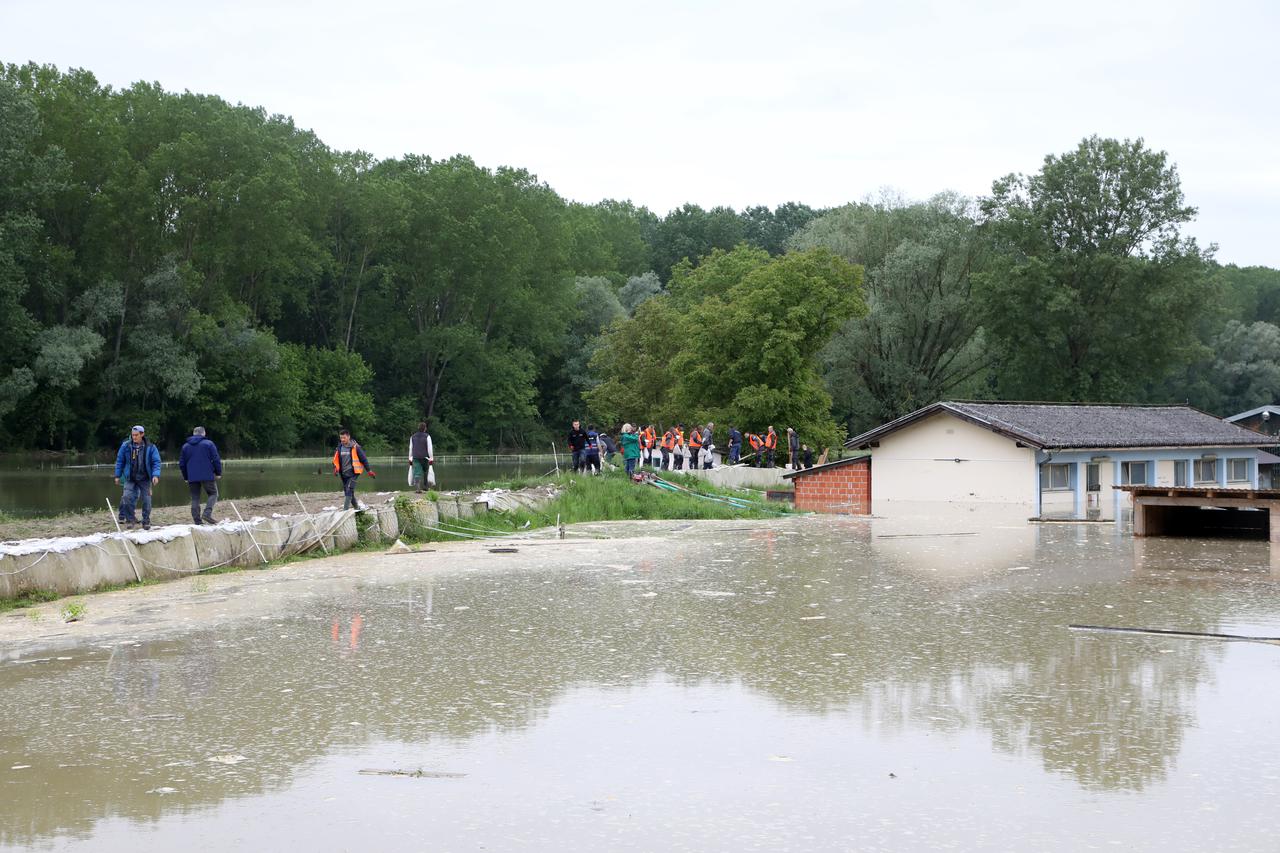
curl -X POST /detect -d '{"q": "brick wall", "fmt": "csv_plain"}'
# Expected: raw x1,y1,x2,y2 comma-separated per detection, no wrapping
793,459,871,515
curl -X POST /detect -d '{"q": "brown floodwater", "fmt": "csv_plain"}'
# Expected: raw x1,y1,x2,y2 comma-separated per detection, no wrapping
3,507,1280,851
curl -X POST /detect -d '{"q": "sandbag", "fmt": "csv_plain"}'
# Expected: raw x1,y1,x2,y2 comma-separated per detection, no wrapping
132,531,201,580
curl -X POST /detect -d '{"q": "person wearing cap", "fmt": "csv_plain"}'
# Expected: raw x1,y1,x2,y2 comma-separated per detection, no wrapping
114,425,162,530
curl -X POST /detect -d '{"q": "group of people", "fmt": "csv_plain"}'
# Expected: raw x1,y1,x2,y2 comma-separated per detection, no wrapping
113,424,222,530
112,422,437,529
566,420,818,476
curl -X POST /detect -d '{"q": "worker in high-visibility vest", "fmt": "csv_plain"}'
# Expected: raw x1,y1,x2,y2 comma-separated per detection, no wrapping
672,424,686,470
764,426,778,468
642,425,658,467
747,431,763,466
660,427,676,470
687,424,703,470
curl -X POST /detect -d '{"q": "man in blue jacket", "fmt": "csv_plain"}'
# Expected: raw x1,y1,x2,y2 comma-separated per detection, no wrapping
114,425,162,530
179,426,223,525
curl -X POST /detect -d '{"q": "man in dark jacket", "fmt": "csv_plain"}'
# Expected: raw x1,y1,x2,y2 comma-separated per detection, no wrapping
114,425,162,530
567,420,588,473
179,426,223,525
727,426,742,464
787,427,800,470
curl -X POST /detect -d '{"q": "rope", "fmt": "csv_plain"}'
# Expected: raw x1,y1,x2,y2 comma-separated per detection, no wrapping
0,511,354,580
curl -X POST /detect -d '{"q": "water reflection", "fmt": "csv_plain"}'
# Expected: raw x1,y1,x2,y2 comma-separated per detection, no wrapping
3,510,1280,849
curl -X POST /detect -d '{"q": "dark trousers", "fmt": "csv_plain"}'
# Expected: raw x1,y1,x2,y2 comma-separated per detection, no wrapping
189,480,218,522
728,445,740,464
585,452,600,473
625,457,637,475
120,479,152,523
673,451,684,470
571,449,583,472
341,473,360,509
766,449,775,467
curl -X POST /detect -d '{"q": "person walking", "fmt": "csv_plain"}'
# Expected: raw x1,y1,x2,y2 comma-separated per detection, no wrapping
764,426,778,468
567,420,588,473
727,426,742,465
620,423,641,476
408,422,434,492
114,425,162,530
701,423,716,469
787,427,800,470
178,426,222,525
333,429,376,510
672,424,686,471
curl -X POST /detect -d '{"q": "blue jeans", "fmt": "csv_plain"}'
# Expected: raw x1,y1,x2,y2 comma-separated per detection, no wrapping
625,458,637,475
120,479,153,524
729,445,740,464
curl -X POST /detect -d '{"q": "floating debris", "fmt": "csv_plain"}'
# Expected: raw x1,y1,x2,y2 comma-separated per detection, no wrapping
206,754,248,765
358,768,467,779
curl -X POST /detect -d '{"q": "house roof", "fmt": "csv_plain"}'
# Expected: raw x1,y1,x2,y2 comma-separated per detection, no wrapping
845,402,1276,451
781,454,869,480
1225,404,1280,423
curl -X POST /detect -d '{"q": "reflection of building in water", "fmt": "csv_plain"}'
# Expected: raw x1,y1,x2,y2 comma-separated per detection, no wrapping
0,522,1266,847
847,401,1273,521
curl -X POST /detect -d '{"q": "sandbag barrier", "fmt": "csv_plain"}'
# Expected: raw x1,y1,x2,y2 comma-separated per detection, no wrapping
0,508,358,600
0,487,560,601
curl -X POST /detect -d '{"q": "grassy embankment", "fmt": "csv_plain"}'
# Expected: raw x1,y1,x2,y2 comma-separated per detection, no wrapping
397,470,788,542
0,471,786,612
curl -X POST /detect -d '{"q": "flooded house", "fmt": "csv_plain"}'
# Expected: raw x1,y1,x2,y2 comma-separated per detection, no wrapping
845,402,1277,519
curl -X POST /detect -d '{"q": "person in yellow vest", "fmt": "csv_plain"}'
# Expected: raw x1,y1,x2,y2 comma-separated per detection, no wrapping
673,424,686,470
764,426,778,468
333,429,376,510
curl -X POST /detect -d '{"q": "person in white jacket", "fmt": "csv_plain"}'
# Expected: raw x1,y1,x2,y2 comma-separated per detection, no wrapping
408,422,434,492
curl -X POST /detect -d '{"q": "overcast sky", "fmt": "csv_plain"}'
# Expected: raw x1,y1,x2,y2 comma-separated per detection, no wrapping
4,0,1277,265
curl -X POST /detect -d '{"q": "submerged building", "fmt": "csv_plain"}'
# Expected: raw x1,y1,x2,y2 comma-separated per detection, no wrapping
844,402,1276,518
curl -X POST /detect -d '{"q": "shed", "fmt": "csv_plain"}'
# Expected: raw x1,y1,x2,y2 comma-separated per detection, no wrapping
782,456,871,515
844,401,1275,518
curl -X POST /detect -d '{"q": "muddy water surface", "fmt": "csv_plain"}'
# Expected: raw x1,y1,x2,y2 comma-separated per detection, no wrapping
3,510,1280,851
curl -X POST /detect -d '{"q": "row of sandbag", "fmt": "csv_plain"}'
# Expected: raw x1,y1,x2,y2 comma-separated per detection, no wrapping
0,509,360,600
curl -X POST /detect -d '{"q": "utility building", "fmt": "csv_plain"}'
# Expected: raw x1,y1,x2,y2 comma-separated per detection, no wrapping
845,402,1275,518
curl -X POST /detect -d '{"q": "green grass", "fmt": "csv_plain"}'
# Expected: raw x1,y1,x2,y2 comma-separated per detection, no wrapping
401,469,788,544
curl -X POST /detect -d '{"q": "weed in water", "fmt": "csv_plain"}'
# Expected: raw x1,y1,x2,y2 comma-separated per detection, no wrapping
61,601,86,622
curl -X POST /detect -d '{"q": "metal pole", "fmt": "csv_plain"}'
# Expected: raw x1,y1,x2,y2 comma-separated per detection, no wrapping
106,498,144,582
294,490,328,553
551,442,560,475
231,501,270,564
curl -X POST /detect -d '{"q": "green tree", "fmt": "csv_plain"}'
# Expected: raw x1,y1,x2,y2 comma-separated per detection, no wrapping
793,194,991,433
976,136,1211,401
588,246,864,448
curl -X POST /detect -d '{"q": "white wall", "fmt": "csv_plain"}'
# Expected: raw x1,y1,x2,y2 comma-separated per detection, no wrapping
871,412,1037,505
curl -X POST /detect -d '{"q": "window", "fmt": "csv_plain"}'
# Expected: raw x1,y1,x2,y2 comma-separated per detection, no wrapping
1227,458,1250,483
1121,461,1149,485
1194,459,1217,484
1174,460,1189,487
1040,463,1070,491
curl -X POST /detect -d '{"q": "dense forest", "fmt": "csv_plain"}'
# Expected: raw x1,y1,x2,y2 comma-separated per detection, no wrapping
2,62,1278,454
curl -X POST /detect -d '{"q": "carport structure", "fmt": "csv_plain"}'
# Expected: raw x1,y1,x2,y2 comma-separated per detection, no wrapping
1121,485,1280,542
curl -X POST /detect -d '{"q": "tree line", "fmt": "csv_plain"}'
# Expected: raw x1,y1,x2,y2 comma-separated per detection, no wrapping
2,62,1276,454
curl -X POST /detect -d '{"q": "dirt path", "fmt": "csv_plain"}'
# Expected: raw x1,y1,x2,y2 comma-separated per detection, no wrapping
0,490,405,543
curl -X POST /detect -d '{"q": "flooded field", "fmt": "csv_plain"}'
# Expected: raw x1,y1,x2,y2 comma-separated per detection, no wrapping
0,456,549,518
3,508,1280,851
